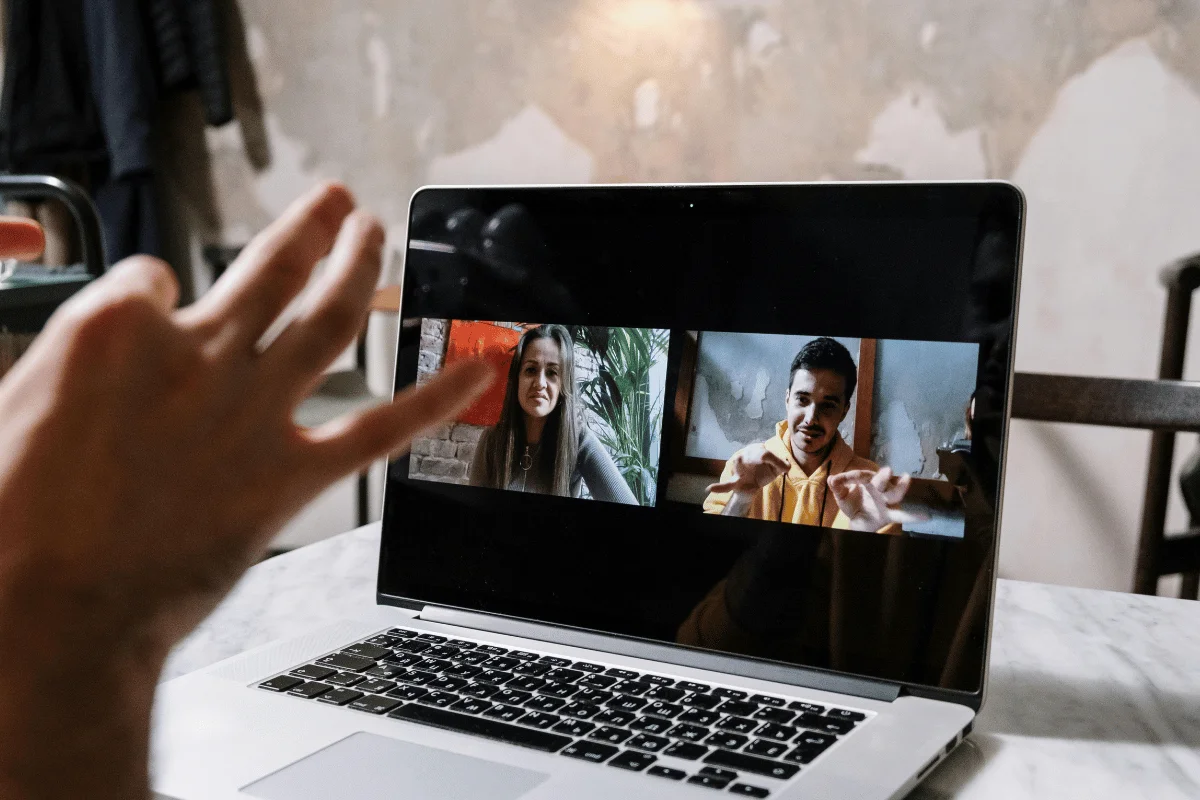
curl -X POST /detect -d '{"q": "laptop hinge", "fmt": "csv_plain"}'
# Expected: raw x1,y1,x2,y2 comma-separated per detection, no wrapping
417,606,901,704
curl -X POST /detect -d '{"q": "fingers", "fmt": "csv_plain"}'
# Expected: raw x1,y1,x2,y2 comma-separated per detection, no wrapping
0,216,45,260
763,451,789,474
705,480,739,494
54,256,179,327
181,182,356,353
880,472,912,506
263,211,386,392
303,359,494,478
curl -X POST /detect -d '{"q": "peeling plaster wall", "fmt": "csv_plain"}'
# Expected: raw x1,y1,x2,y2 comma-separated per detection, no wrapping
189,0,1200,592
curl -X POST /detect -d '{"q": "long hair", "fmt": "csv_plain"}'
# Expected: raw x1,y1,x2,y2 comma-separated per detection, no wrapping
476,324,580,496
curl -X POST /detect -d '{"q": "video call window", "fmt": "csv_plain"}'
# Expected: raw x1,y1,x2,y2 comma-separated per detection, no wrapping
409,319,670,507
664,331,980,539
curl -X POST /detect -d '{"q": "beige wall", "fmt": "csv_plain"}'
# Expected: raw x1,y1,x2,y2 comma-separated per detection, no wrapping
179,0,1200,592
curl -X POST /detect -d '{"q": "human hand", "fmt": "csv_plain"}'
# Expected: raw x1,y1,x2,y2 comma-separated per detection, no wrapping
826,467,926,532
705,443,789,497
0,183,491,653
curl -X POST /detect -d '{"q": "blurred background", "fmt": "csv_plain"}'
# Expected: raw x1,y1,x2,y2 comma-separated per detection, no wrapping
4,0,1200,593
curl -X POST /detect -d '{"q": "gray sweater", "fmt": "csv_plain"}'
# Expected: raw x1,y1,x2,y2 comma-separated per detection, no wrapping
469,427,638,505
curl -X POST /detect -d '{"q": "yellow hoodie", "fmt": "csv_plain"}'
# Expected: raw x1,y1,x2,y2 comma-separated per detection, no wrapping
703,420,884,530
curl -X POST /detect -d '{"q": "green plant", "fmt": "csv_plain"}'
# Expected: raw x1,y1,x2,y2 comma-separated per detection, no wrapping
571,326,669,506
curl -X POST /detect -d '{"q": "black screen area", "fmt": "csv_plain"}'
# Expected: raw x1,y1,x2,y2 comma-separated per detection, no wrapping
381,183,1022,699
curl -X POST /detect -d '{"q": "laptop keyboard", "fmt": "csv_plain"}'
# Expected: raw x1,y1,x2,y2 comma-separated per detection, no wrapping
257,628,872,797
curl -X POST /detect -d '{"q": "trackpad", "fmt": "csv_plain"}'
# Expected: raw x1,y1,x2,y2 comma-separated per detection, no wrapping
242,732,549,800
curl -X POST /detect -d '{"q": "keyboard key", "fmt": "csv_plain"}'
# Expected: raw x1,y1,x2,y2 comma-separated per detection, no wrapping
589,726,633,745
382,653,421,667
507,676,547,693
594,709,637,727
552,719,595,737
572,661,605,673
461,683,500,699
459,652,490,666
605,695,647,714
364,664,406,679
415,633,447,643
290,664,337,681
745,739,788,758
428,676,469,693
259,675,303,692
703,750,800,780
288,681,332,699
317,687,364,706
613,680,653,696
449,697,492,715
513,661,551,676
783,748,818,765
562,702,602,719
385,685,429,702
316,653,375,672
485,656,521,671
628,733,670,753
524,695,566,713
705,731,748,750
537,655,571,667
687,774,732,790
573,688,614,705
477,670,514,686
605,668,640,680
325,672,366,687
645,701,683,719
400,670,437,686
517,711,559,730
717,716,760,734
796,713,853,735
386,627,417,637
539,682,579,699
395,640,431,654
646,765,686,780
474,645,507,655
561,740,618,763
700,766,739,781
426,645,461,659
718,700,759,717
630,716,672,734
788,701,825,714
795,731,837,751
677,681,711,693
579,673,618,689
826,708,866,723
483,704,526,722
750,694,785,707
667,723,709,742
752,707,795,724
756,724,798,742
645,686,685,702
348,694,402,715
446,639,476,649
680,693,722,710
366,634,402,648
415,658,452,673
445,664,483,680
508,650,540,661
608,750,656,772
343,643,391,660
642,675,675,687
417,691,459,708
493,688,532,706
663,741,709,760
729,783,770,797
678,708,720,726
358,678,397,694
711,688,749,700
388,704,572,752
546,668,584,683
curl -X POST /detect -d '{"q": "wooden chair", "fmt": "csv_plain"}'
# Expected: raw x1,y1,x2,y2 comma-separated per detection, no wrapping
1011,253,1200,599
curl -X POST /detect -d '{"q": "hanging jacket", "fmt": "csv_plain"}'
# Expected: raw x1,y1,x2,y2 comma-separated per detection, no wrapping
147,0,233,126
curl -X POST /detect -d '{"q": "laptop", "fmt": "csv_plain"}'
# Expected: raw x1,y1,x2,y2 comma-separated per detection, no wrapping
153,181,1024,800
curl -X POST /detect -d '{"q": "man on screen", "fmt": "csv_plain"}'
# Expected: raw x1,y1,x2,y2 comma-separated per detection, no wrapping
703,337,916,533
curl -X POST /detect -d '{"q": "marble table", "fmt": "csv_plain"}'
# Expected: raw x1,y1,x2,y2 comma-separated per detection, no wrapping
164,524,1200,799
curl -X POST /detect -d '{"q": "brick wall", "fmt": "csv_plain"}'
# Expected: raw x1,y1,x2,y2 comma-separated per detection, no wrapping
408,319,486,485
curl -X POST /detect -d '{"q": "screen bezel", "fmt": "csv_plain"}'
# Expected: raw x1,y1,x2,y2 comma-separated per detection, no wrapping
377,181,1025,711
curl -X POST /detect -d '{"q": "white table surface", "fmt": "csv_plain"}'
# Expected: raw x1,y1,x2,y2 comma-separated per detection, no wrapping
163,524,1200,799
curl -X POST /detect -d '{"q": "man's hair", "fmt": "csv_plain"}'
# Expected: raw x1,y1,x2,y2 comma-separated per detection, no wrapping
789,337,857,403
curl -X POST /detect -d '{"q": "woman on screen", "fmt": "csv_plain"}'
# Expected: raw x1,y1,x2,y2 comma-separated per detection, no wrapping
468,325,638,505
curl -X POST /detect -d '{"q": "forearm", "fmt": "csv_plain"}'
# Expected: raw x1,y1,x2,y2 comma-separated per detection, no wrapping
0,557,167,800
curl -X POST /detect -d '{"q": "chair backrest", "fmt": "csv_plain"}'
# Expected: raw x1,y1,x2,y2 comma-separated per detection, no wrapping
0,174,106,277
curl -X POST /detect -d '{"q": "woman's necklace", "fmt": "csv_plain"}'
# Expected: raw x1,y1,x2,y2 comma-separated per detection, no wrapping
519,443,540,491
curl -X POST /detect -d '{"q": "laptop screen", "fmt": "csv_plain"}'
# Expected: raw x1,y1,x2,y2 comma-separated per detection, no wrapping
381,183,1022,699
